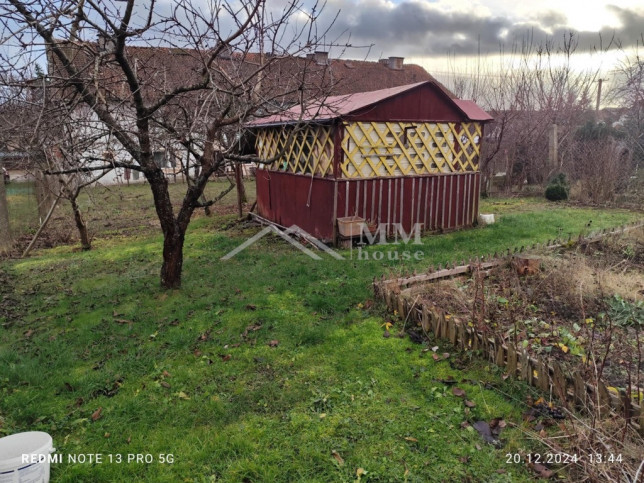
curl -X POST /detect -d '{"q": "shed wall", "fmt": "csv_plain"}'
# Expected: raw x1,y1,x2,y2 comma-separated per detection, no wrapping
255,169,480,242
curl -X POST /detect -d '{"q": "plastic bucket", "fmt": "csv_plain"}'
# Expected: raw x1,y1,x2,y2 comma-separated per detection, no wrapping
0,432,55,483
478,213,495,225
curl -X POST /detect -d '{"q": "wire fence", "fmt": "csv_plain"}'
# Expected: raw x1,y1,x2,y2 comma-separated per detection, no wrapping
5,181,39,241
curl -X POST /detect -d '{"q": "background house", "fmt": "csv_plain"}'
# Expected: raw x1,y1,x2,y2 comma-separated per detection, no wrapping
41,43,448,185
249,81,492,242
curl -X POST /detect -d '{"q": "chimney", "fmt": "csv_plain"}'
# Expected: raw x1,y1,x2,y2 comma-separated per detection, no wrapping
307,51,329,65
387,56,404,70
97,33,115,53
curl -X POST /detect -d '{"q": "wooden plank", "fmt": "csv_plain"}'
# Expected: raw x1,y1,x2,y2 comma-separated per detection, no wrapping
495,340,504,367
371,179,376,222
345,180,349,217
392,178,398,227
441,176,447,229
538,360,549,391
410,177,416,229
392,259,503,288
597,381,611,417
621,389,632,421
417,178,424,227
520,351,531,383
480,335,489,359
378,179,383,225
552,362,566,400
449,318,457,346
458,321,466,351
448,175,454,229
574,371,586,410
421,305,430,333
399,177,404,226
387,179,392,230
355,180,360,217
507,343,517,377
363,179,368,219
427,176,433,230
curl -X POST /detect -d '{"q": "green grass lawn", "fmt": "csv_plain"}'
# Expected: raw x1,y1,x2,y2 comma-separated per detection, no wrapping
0,186,641,482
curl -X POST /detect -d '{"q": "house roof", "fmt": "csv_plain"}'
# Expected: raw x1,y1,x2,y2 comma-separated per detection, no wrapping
248,82,492,127
46,42,453,107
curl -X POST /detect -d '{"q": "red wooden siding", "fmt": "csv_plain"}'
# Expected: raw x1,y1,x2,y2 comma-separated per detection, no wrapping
255,169,336,241
346,84,464,123
256,169,480,243
335,172,480,235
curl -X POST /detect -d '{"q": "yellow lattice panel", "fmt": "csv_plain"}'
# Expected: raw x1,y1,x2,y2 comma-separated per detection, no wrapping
255,126,334,176
341,122,481,178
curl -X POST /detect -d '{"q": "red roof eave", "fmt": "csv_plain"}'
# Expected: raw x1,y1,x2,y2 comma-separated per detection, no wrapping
452,99,494,122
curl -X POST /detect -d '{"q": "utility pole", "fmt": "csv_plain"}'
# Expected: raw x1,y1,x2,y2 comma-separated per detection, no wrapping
595,78,604,120
548,124,558,169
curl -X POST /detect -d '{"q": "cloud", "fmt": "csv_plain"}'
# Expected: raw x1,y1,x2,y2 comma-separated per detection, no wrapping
317,0,644,57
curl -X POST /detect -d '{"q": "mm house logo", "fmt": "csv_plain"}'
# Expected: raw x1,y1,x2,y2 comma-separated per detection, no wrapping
221,225,344,260
221,223,424,261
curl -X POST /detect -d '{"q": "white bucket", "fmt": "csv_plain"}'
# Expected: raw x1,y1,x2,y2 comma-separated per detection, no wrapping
0,432,55,483
478,213,495,225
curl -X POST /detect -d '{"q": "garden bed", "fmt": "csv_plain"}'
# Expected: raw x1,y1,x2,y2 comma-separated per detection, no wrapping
410,229,644,393
375,223,644,426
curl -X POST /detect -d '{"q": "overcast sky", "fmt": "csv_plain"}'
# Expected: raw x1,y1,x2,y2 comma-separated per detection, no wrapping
312,0,644,59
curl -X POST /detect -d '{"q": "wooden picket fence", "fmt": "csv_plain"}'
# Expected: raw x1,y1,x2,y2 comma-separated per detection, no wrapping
373,220,644,434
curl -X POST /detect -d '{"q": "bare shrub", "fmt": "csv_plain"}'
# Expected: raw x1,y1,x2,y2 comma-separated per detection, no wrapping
566,137,631,204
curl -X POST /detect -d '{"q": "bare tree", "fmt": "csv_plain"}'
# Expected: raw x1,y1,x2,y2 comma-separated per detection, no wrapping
442,33,600,191
607,40,644,182
1,0,342,287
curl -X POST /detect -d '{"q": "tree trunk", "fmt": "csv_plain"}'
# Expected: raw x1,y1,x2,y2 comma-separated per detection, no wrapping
160,229,185,289
234,163,246,218
0,160,11,252
70,197,91,250
147,168,185,289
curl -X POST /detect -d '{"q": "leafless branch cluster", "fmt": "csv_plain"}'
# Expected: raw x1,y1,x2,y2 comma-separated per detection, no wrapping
0,0,347,286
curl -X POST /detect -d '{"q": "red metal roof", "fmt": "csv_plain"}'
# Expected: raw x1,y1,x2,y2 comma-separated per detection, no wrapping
452,100,494,121
248,82,428,126
248,82,492,126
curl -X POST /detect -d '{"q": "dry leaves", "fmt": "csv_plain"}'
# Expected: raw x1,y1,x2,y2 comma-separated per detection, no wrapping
331,450,344,466
528,462,554,479
452,387,466,398
91,407,103,421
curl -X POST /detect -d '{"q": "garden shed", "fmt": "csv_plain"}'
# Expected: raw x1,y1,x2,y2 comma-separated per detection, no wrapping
250,81,493,243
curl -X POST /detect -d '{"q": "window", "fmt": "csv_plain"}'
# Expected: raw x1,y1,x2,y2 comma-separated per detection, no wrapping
153,151,167,168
